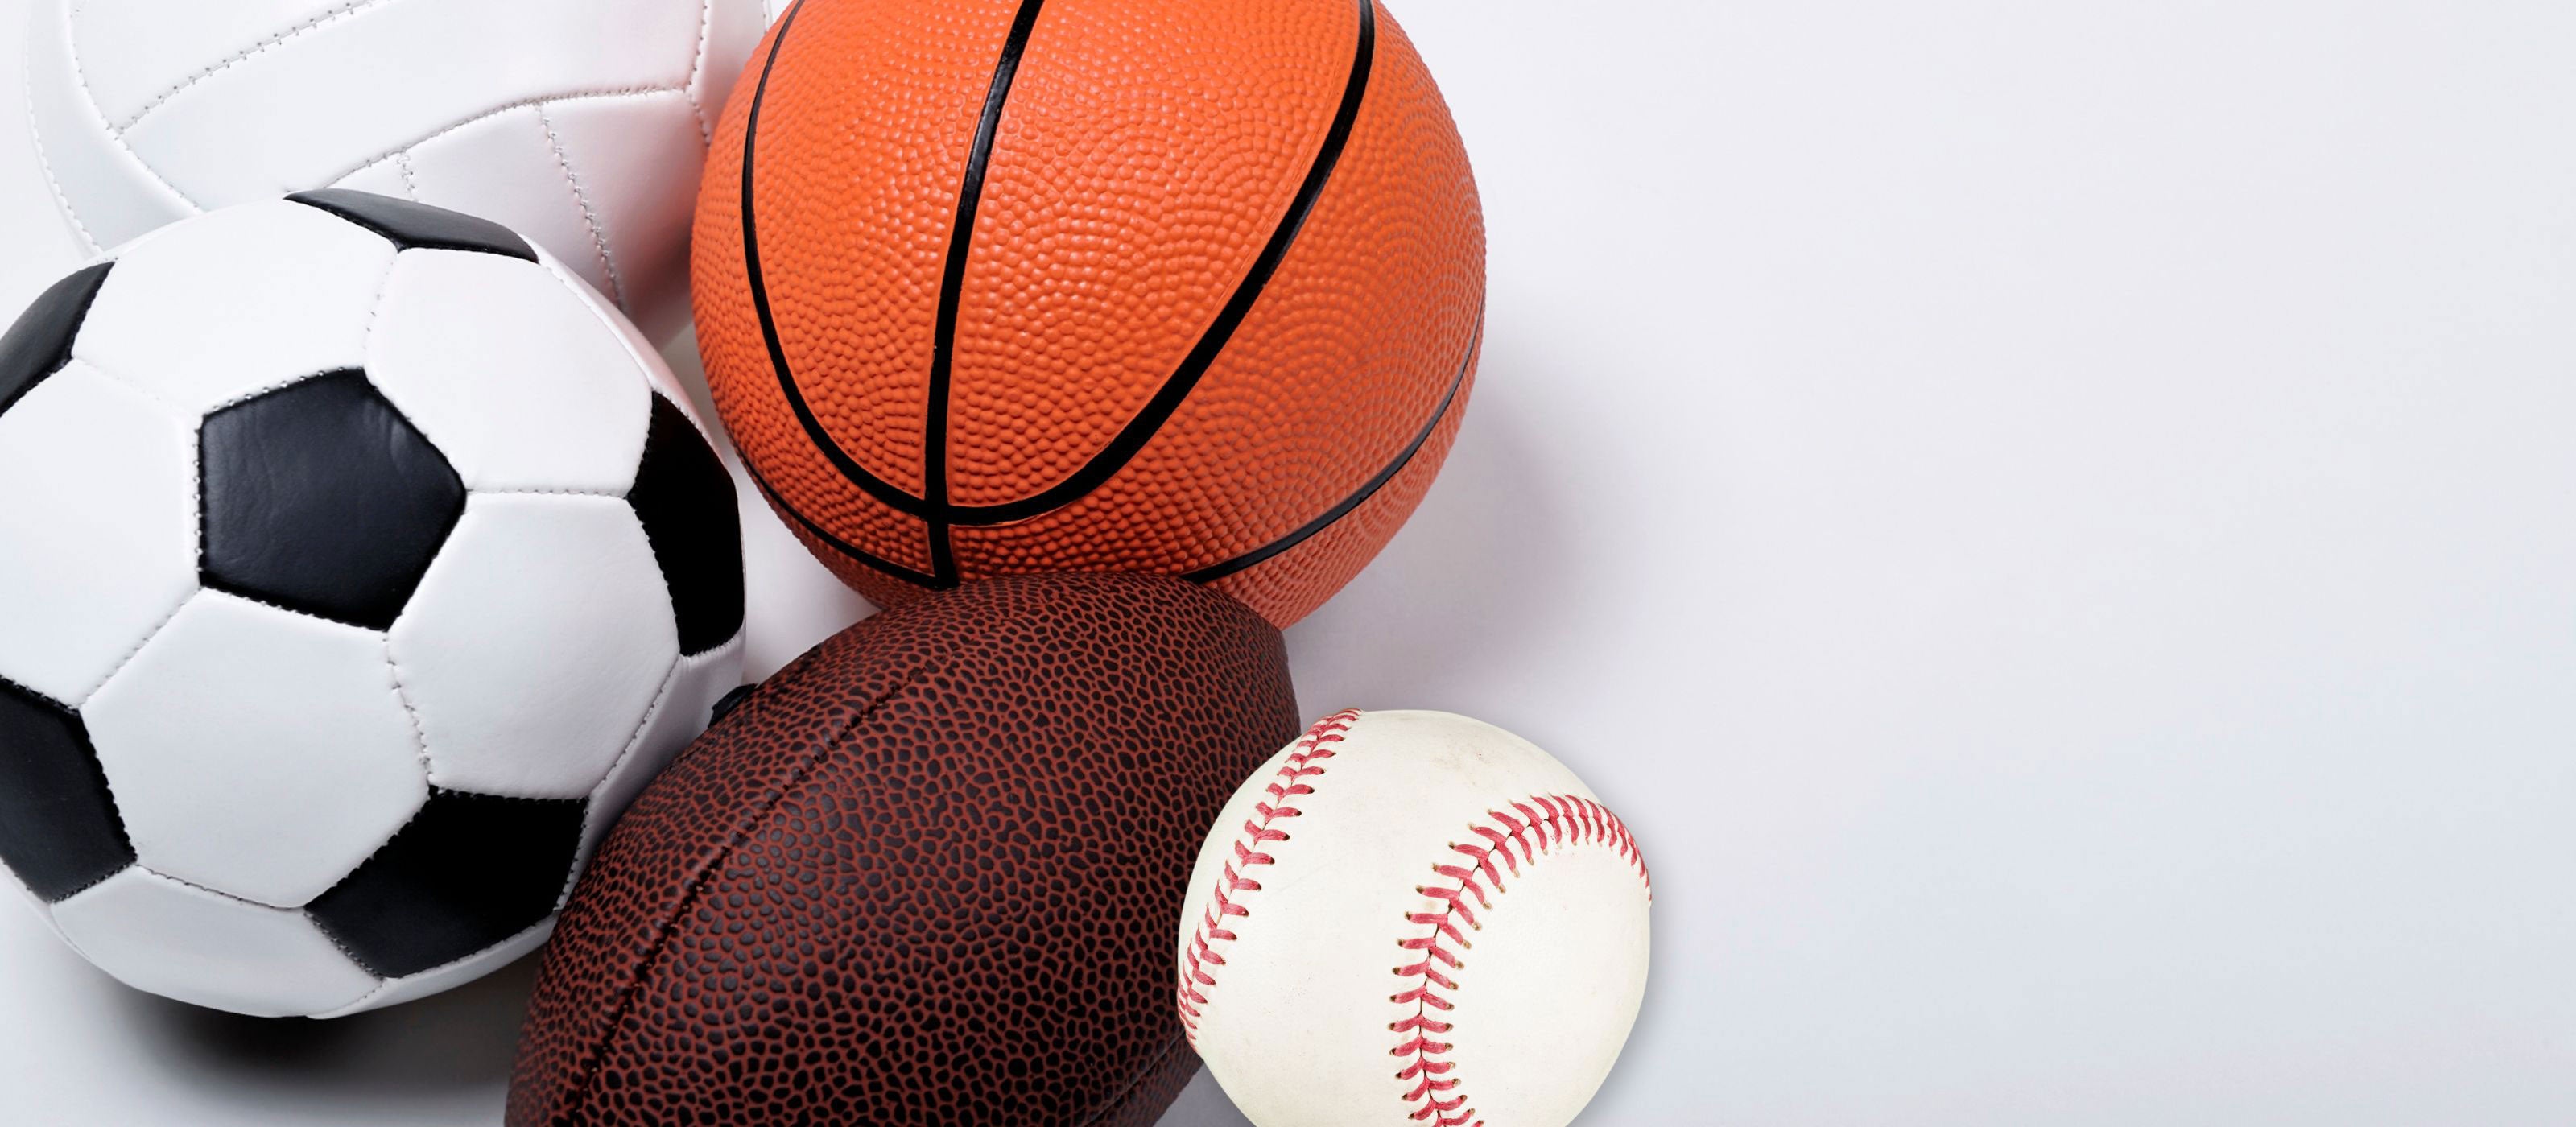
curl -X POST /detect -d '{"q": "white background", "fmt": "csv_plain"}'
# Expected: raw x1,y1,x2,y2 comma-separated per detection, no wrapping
6,1,2576,1124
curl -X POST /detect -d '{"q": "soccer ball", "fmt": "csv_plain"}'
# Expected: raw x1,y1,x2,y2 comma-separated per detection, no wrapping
23,0,772,340
0,192,747,1018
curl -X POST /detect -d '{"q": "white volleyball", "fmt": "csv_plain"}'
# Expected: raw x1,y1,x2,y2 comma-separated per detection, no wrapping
23,0,772,340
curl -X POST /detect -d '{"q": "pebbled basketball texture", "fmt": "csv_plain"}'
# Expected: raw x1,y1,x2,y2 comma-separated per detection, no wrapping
507,573,1302,1126
694,0,1484,626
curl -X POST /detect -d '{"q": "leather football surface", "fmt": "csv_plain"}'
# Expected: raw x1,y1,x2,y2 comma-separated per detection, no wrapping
693,0,1486,625
508,573,1302,1126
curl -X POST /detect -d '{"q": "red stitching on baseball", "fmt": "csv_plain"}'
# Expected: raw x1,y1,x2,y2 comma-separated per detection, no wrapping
1391,794,1651,1127
1175,708,1360,1042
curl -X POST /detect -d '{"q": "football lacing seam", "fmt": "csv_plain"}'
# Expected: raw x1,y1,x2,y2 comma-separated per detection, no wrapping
1391,795,1651,1127
1174,708,1359,1041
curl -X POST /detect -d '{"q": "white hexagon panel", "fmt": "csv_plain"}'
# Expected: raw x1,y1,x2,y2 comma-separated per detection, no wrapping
71,200,394,418
81,592,429,908
51,868,379,1018
580,638,749,866
365,250,654,493
0,358,197,708
390,493,681,799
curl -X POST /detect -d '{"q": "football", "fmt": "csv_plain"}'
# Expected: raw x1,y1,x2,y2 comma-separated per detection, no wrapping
24,0,772,339
0,192,747,1018
1174,710,1652,1127
510,573,1301,1126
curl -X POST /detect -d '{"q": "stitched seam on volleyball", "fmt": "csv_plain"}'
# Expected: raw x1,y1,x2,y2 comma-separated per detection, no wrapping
112,0,402,132
1393,795,1653,1127
1174,708,1360,1042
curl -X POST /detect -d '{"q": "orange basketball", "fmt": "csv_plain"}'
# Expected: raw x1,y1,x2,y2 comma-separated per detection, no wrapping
692,0,1484,626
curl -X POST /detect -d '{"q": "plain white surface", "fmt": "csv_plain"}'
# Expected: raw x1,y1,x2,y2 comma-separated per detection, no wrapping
82,590,428,910
6,0,2576,1124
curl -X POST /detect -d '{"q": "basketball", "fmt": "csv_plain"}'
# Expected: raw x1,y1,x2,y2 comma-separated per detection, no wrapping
693,0,1484,625
508,574,1301,1125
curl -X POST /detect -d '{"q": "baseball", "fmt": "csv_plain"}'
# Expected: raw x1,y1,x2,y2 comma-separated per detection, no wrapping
1174,709,1653,1127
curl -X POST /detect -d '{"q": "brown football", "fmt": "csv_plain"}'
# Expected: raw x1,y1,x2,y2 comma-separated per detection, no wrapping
506,573,1300,1126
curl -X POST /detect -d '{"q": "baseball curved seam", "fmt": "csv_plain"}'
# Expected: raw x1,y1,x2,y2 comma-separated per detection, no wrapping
1174,709,1360,1039
1391,795,1650,1127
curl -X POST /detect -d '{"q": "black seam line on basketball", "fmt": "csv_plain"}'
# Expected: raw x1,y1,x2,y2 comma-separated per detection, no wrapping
737,0,1373,527
739,459,941,588
939,0,1380,528
738,0,933,519
546,668,930,1126
922,0,1051,585
1183,308,1480,585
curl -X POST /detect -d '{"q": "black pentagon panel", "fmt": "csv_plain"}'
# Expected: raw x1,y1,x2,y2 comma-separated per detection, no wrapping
0,262,114,419
200,370,464,630
304,789,584,979
630,394,745,656
0,678,134,902
287,189,538,262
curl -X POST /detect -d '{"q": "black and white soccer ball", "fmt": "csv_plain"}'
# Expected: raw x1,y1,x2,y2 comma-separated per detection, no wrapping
0,192,747,1018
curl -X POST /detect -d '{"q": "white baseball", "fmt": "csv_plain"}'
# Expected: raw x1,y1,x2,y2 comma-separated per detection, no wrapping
1174,709,1653,1127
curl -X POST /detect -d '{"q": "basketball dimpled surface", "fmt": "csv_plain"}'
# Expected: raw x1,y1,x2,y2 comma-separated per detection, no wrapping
507,574,1302,1126
693,0,1483,625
